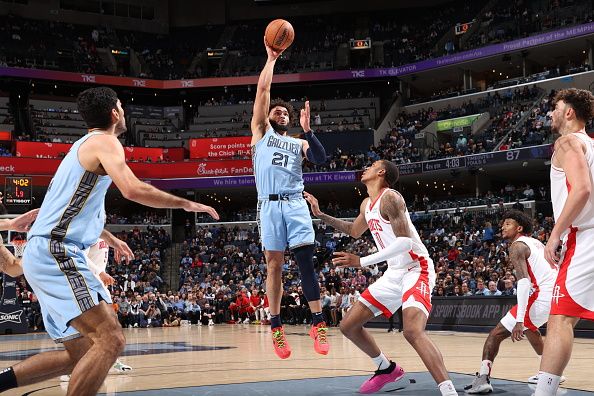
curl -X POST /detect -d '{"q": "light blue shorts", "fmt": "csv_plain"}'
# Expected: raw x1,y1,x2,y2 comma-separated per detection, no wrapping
22,236,111,343
256,194,315,251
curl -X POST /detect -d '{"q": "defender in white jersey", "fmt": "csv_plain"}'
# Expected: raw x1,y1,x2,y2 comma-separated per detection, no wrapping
465,210,559,394
305,160,457,396
535,89,594,396
0,87,218,396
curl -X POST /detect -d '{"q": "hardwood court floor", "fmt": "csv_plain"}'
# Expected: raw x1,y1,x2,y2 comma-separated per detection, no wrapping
1,324,593,395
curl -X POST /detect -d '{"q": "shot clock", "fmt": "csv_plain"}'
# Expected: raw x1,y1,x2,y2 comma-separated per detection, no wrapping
4,177,32,205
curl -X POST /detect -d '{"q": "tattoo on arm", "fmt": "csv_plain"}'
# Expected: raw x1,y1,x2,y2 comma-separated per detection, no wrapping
0,245,19,275
317,213,353,235
380,191,411,238
509,241,530,279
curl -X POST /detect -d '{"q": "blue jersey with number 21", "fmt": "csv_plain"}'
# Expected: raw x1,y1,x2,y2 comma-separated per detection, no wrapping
252,127,304,198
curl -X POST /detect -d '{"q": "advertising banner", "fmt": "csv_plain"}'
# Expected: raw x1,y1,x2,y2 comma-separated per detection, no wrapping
190,136,252,159
16,142,168,162
1,23,592,88
436,114,481,132
0,157,253,179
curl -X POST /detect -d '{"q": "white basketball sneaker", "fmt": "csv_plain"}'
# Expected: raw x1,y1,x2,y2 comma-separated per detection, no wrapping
464,373,493,394
111,360,132,374
527,374,566,384
59,360,131,382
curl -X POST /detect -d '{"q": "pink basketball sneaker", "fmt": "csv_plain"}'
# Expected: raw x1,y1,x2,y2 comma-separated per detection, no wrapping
359,361,405,394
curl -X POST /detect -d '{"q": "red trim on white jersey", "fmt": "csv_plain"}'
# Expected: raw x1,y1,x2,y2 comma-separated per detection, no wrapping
508,291,539,331
514,236,556,294
402,251,432,313
368,188,388,211
361,289,392,317
550,227,594,320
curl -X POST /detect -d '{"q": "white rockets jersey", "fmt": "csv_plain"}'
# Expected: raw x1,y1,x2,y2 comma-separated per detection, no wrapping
515,236,557,294
84,238,109,276
365,188,429,269
551,132,594,236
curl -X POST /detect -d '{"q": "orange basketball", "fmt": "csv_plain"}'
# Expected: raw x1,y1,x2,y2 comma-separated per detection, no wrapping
264,19,295,52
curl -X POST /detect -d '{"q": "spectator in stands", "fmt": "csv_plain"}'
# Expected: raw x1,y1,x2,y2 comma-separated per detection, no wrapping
201,303,215,326
523,184,535,199
501,279,517,296
474,280,487,296
461,283,473,297
229,289,252,324
141,303,162,327
485,281,503,296
185,296,201,324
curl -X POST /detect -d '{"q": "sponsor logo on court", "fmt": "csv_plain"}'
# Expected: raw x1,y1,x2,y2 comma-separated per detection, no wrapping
2,298,16,305
0,310,23,324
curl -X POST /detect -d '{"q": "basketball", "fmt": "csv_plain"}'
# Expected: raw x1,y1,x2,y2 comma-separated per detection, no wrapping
264,19,295,52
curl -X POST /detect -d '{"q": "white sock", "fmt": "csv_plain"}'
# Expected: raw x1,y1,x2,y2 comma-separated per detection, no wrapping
438,380,457,396
371,352,391,370
534,371,561,396
479,359,492,376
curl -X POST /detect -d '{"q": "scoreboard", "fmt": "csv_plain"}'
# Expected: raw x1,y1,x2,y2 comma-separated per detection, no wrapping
4,177,32,205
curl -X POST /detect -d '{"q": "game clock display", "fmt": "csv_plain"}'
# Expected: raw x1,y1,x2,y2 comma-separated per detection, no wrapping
4,177,32,205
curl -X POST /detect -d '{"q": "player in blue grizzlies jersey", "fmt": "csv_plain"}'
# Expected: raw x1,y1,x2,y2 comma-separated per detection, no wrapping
0,87,219,396
251,39,329,359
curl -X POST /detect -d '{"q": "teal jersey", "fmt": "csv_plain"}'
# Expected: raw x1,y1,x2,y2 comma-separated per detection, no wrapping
252,127,304,198
28,132,112,248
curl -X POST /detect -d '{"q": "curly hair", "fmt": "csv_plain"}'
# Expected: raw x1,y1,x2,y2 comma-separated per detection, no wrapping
503,209,533,234
268,98,295,123
77,87,119,129
553,88,594,123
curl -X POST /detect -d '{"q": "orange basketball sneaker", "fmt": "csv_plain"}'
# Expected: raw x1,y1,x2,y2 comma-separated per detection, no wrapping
309,322,330,355
272,326,291,359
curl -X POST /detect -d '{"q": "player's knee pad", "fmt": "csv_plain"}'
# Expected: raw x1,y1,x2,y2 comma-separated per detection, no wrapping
293,245,320,302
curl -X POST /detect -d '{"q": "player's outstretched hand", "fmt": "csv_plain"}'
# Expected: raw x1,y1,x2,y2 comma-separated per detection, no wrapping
112,239,134,264
300,100,311,132
99,272,116,286
544,235,561,268
184,201,220,220
511,322,525,342
264,36,284,61
332,251,361,268
7,209,40,232
303,191,322,217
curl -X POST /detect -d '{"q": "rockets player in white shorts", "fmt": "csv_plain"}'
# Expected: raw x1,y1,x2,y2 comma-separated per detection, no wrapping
465,210,559,394
60,238,131,381
304,160,457,396
535,88,594,396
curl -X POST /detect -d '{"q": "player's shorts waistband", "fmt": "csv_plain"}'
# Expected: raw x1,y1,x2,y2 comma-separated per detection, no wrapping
258,192,303,201
28,235,87,250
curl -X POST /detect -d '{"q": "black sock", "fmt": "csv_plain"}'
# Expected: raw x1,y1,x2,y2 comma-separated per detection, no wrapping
0,367,17,392
270,314,282,329
312,311,325,325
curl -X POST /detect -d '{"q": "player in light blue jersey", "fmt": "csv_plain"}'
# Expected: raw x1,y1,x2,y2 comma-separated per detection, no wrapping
251,39,329,359
0,87,219,396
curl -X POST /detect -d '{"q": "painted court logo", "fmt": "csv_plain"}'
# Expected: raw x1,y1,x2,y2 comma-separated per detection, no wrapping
0,310,23,324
